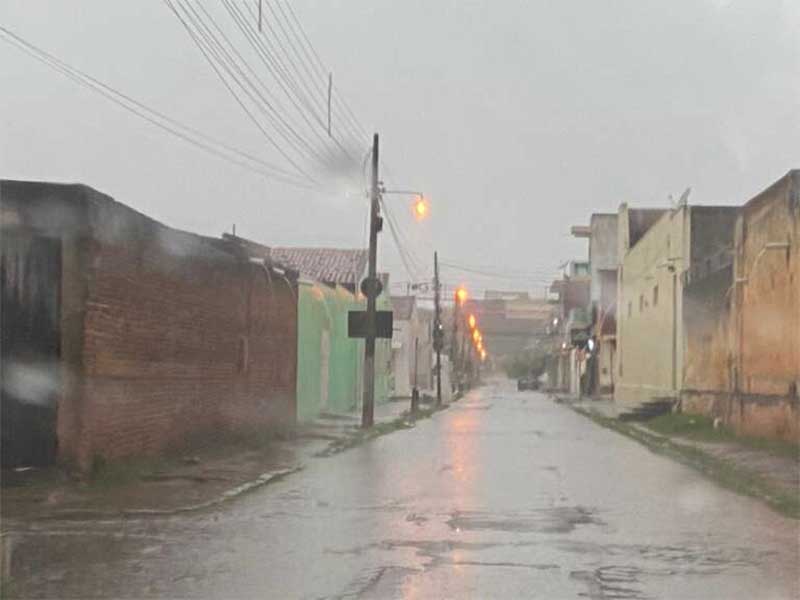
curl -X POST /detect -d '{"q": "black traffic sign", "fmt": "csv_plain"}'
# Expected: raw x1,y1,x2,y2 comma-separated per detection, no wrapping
348,310,393,339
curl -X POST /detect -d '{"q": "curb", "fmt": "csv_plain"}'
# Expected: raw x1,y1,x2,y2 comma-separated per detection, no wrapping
29,466,302,522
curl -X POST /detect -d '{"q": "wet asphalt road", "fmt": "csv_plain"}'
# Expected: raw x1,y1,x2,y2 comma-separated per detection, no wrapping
8,380,800,599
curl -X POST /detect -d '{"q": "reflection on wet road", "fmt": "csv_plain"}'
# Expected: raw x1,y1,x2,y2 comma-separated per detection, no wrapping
7,380,800,598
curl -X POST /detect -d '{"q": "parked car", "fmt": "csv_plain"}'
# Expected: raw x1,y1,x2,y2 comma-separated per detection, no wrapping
517,376,540,391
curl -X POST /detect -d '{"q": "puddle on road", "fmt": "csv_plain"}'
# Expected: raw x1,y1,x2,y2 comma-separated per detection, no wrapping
446,506,603,534
571,565,650,600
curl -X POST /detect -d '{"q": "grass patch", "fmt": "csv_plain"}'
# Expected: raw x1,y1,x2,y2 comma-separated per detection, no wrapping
645,413,800,459
573,407,800,520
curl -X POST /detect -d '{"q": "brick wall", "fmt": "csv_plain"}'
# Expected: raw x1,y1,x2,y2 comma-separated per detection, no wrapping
1,181,297,470
73,200,297,467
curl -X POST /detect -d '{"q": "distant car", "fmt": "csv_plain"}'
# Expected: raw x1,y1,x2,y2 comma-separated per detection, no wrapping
517,376,539,391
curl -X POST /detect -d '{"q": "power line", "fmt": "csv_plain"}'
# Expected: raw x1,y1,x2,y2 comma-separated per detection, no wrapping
278,0,370,141
230,0,364,166
193,0,338,167
255,1,362,162
439,261,559,280
380,197,422,282
164,0,319,182
0,25,317,190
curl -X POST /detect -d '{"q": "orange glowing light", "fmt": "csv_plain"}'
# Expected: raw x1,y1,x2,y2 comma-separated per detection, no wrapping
456,287,468,305
472,329,480,342
468,314,476,329
413,197,428,219
480,350,487,361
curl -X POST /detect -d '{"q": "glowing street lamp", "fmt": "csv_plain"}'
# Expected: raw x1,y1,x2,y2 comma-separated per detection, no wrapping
413,196,429,220
380,189,429,221
468,314,476,330
456,286,468,306
472,329,480,343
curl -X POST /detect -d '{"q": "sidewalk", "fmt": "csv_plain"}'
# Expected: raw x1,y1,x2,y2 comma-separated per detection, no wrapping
566,397,800,518
1,399,416,523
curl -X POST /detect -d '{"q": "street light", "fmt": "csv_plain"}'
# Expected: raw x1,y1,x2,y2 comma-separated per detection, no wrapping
456,286,468,305
381,189,429,221
468,314,476,329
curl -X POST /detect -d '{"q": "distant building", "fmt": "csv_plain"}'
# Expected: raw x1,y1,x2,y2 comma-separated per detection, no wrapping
549,261,591,394
390,295,429,397
463,291,552,359
572,214,619,395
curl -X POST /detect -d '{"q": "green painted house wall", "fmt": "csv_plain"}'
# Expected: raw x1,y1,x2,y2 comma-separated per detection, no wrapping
296,282,391,422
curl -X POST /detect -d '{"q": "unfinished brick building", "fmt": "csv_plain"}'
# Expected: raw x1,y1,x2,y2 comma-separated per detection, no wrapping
1,181,297,470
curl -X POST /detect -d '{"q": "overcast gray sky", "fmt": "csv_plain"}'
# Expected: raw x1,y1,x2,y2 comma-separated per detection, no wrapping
2,0,798,297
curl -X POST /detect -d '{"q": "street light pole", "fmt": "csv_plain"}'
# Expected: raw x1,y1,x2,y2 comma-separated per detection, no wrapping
433,251,443,406
361,133,380,428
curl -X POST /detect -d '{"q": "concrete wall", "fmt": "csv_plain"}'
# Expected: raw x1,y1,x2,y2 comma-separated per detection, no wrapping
391,318,413,397
616,206,688,407
683,269,732,394
728,171,799,440
295,282,365,421
733,172,799,398
589,214,618,303
1,181,298,469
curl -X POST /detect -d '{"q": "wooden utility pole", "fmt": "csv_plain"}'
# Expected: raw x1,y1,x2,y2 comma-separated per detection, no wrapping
361,133,380,428
433,252,443,406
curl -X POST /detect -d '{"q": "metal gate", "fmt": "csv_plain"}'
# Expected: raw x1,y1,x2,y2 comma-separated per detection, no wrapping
1,231,61,468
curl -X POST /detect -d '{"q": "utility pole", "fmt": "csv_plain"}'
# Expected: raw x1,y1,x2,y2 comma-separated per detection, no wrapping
433,252,443,406
361,134,380,428
451,291,460,393
411,337,420,413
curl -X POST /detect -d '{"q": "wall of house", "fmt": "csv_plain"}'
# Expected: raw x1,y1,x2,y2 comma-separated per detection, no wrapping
589,214,618,303
682,270,732,394
1,181,298,469
79,204,297,467
414,311,434,390
734,173,799,398
391,318,413,397
616,207,687,407
681,206,738,396
728,171,799,440
295,281,365,421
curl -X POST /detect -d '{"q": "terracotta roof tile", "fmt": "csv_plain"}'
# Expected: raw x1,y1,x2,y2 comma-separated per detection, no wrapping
271,247,367,286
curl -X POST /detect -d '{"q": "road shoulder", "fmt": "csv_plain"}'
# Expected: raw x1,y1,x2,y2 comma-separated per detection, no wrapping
566,400,800,519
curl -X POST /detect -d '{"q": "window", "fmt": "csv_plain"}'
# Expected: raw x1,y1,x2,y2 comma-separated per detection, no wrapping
653,285,659,307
